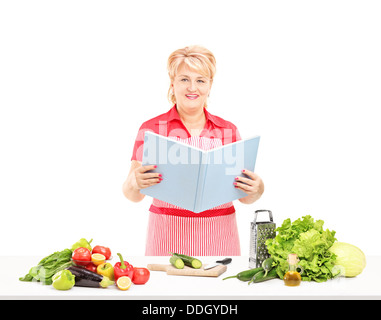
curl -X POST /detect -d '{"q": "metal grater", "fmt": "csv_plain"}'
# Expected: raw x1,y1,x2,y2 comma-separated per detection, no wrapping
249,209,276,268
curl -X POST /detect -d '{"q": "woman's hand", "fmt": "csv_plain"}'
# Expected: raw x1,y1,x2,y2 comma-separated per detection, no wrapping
122,161,162,202
234,169,264,204
134,164,162,190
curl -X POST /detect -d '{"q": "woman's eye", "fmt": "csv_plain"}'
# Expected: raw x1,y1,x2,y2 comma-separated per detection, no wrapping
181,78,188,82
197,79,205,83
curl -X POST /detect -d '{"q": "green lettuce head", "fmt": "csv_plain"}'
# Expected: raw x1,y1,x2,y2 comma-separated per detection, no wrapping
328,242,366,277
266,215,337,282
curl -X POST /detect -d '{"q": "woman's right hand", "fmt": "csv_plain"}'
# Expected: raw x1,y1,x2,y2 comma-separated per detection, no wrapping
134,164,162,190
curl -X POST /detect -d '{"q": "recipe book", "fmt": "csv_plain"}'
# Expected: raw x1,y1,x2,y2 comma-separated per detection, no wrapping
141,131,260,213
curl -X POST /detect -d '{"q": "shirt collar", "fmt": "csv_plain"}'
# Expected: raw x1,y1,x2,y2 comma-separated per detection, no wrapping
167,104,227,128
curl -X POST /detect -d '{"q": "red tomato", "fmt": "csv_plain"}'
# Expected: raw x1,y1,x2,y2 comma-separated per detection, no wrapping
72,247,91,266
85,263,98,273
132,267,150,285
92,245,112,260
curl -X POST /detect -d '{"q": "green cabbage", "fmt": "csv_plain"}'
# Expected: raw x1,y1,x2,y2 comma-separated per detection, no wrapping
265,215,338,282
328,242,366,277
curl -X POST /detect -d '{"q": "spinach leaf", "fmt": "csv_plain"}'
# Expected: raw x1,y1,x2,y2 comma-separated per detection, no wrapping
19,248,73,284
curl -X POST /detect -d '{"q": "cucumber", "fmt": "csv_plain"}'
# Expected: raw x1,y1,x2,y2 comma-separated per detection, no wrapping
169,252,202,269
262,257,274,277
223,267,263,282
169,254,184,269
251,267,278,283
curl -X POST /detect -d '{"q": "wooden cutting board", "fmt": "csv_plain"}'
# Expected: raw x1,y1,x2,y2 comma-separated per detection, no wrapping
147,264,227,277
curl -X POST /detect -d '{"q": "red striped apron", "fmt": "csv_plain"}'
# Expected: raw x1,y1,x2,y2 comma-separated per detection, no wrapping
145,136,241,256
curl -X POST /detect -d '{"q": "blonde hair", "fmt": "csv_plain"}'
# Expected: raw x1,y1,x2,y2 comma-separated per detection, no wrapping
167,45,216,106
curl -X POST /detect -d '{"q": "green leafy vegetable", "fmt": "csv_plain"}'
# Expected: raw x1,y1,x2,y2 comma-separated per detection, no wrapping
19,248,73,285
265,215,338,282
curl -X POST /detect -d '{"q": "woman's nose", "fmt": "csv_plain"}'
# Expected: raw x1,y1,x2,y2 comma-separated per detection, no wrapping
187,81,197,92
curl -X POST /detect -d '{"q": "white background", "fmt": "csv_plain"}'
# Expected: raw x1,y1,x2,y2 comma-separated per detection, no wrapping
1,0,380,257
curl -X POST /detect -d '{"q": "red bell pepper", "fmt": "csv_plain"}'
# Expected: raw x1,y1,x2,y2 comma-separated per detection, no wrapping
114,253,133,281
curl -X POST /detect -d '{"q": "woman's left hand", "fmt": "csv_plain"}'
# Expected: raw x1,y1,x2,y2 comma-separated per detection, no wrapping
234,169,264,204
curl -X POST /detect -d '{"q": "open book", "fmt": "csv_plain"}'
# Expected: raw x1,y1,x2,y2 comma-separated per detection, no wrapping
141,131,260,213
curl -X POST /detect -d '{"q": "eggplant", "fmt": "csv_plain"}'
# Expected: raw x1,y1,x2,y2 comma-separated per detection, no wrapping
66,266,114,288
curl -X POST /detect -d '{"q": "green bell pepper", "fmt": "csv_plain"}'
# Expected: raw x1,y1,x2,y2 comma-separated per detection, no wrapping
71,238,93,251
52,270,75,290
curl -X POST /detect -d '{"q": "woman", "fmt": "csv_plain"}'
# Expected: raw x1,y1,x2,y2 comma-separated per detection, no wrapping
122,45,264,256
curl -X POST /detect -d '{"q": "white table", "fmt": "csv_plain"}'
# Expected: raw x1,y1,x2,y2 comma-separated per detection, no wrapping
1,255,380,300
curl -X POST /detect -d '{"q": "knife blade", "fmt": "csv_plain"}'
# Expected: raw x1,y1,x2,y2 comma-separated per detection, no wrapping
204,257,232,270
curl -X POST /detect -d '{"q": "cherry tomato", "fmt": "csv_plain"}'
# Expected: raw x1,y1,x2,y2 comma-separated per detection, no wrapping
132,267,150,285
72,247,91,266
92,245,112,260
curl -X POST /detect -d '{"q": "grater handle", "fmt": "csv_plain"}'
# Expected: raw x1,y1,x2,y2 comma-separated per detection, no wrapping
253,209,273,224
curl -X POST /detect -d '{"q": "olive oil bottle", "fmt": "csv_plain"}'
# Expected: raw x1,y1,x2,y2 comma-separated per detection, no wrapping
283,253,302,287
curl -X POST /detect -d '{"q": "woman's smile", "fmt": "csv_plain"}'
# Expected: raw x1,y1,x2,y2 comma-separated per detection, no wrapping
185,94,199,100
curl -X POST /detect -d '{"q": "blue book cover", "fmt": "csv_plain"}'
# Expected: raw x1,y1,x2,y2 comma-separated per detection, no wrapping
141,131,260,213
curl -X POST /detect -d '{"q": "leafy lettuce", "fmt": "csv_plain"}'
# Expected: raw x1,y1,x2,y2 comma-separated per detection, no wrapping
265,215,338,282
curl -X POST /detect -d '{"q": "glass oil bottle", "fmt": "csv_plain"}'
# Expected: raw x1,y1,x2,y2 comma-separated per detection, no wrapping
283,253,302,287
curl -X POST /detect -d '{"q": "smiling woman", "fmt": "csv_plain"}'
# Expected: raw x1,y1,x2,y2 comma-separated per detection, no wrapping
122,45,264,256
167,45,216,109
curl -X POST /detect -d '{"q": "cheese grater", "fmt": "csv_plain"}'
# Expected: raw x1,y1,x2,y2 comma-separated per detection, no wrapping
249,209,276,268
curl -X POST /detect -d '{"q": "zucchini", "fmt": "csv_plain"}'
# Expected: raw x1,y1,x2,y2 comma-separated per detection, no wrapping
66,266,114,288
169,254,184,269
223,267,263,282
169,252,202,269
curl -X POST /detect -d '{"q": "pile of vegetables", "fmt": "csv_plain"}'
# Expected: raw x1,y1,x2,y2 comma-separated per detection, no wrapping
265,215,366,282
224,215,366,285
19,238,150,291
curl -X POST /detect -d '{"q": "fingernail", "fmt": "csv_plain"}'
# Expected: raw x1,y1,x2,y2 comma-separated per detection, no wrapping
154,165,157,168
233,182,237,186
235,177,239,180
159,174,162,177
242,169,245,173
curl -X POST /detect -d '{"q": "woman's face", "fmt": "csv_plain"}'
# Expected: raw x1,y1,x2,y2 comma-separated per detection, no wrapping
172,63,212,112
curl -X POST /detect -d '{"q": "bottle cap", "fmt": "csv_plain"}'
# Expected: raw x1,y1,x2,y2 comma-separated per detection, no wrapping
287,253,299,265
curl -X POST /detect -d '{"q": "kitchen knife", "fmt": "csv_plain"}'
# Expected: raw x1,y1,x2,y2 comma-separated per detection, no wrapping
204,258,232,270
